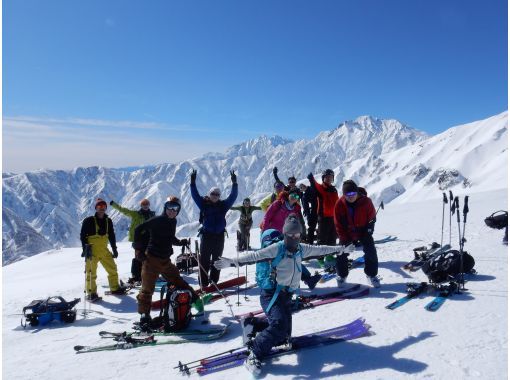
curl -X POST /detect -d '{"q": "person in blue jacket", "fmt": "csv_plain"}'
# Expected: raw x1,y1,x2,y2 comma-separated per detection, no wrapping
190,169,238,287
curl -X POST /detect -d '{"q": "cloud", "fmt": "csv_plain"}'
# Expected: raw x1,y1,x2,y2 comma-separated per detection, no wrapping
2,115,232,172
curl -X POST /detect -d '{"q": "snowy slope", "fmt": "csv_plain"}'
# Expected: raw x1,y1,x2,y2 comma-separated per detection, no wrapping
2,112,507,264
3,189,507,380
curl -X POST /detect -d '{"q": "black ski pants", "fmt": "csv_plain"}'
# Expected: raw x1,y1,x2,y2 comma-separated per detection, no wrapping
199,232,225,287
336,234,378,278
306,214,318,244
317,216,337,246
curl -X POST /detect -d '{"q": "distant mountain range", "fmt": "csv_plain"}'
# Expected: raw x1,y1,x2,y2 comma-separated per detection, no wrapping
2,112,507,264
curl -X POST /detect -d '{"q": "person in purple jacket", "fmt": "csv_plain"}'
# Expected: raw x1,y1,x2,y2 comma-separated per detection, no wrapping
190,169,238,287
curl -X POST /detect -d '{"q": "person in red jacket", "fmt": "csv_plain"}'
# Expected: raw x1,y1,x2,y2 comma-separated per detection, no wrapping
307,169,339,246
334,180,381,288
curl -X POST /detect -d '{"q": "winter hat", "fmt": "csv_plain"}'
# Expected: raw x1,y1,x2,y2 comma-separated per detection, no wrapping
243,197,251,203
322,169,334,180
274,182,284,191
140,198,150,206
95,198,107,209
209,187,221,196
342,180,358,194
283,214,302,235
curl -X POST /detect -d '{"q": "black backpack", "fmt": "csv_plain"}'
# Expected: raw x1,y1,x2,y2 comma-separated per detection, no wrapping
421,249,475,283
175,248,198,274
484,211,508,230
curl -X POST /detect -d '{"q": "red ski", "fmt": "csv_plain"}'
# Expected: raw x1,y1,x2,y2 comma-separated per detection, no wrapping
151,276,247,310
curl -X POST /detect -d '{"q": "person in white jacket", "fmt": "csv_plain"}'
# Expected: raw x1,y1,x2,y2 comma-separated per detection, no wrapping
215,214,353,376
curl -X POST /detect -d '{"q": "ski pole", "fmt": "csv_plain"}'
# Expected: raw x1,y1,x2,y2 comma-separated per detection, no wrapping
236,245,241,306
441,193,448,249
453,197,463,291
376,201,384,215
174,346,246,370
449,191,454,246
459,196,469,290
187,243,236,319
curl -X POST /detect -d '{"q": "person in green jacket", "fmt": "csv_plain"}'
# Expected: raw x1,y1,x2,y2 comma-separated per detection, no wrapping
260,182,285,212
231,198,262,251
110,198,155,284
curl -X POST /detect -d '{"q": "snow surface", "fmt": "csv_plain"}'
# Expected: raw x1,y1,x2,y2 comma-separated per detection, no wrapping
3,188,507,380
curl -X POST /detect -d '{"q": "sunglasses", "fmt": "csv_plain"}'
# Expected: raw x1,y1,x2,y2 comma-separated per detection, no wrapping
286,233,301,239
344,191,357,197
210,193,220,197
166,206,180,211
289,193,300,200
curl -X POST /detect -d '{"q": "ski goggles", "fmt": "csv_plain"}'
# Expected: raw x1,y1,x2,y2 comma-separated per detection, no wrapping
344,191,357,197
209,192,220,197
166,205,180,212
289,193,300,200
285,232,301,239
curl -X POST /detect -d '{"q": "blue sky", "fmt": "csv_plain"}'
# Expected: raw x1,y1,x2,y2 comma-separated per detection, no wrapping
3,0,508,172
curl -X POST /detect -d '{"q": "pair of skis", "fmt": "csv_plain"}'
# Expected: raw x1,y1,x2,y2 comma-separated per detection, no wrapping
74,324,229,353
318,256,365,283
402,243,451,271
235,284,369,320
176,317,372,376
385,281,458,312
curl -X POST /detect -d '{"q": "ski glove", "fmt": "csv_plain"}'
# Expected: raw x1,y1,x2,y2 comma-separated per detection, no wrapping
180,238,190,247
307,172,315,183
214,257,238,269
109,200,115,206
81,244,92,259
366,219,376,236
273,167,278,176
230,170,237,184
112,247,119,258
190,169,197,184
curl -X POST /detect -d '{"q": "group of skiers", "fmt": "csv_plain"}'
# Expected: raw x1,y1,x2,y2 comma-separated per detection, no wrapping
79,166,380,375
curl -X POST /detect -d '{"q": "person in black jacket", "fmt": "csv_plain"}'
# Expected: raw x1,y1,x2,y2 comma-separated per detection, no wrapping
300,183,318,244
133,197,203,328
80,198,126,301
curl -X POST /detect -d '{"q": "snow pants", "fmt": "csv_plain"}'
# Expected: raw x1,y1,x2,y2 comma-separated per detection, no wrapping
317,216,337,246
251,289,293,358
306,214,318,244
85,237,119,294
336,234,378,278
137,253,198,314
199,232,225,287
237,223,252,251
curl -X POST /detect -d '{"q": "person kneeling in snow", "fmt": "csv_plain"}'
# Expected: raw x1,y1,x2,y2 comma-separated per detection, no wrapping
133,197,205,331
214,214,354,376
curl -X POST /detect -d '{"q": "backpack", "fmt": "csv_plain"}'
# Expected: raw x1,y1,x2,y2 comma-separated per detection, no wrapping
150,284,192,332
175,244,198,274
22,296,80,328
421,249,475,284
255,230,303,291
484,211,508,230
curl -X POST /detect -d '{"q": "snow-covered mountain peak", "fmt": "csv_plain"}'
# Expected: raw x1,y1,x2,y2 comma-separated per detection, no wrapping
2,112,507,264
225,135,293,158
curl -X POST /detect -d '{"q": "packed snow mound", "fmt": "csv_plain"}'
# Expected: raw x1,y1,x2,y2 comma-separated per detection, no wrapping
2,112,507,263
